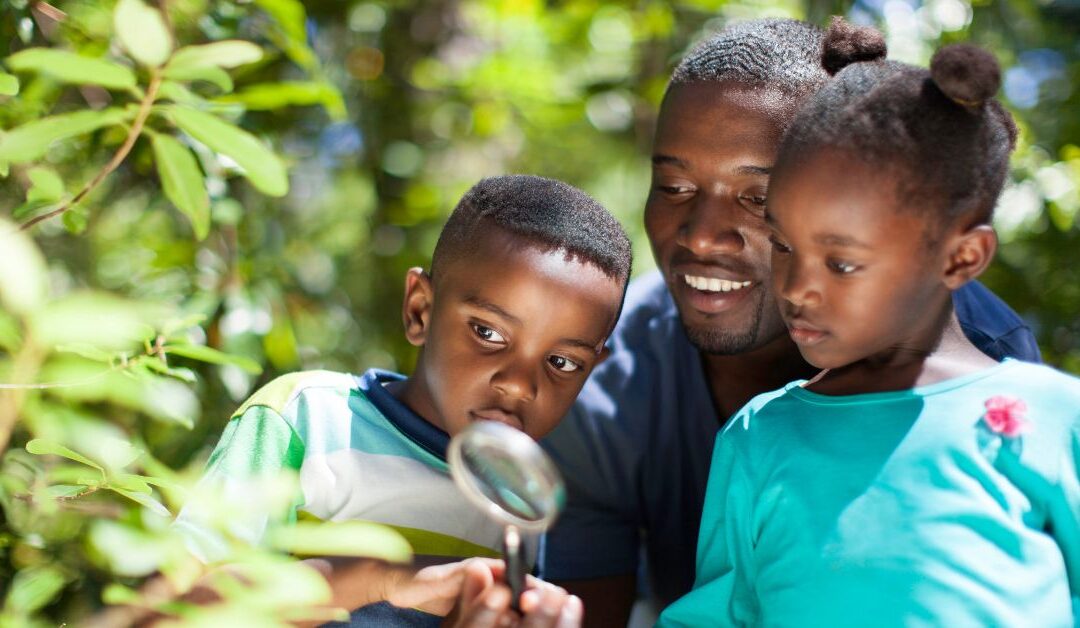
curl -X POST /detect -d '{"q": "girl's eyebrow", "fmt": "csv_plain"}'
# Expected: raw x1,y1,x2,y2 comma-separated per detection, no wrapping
813,233,872,249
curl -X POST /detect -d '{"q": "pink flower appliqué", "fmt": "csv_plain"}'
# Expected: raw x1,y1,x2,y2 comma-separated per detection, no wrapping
983,395,1029,438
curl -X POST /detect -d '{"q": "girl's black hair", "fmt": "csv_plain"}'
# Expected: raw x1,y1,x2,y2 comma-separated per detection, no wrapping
778,17,1018,226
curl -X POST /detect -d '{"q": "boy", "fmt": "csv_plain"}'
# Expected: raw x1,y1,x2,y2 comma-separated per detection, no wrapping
176,175,632,624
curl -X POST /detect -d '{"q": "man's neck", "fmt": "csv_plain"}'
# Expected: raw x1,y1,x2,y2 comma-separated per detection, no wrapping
700,334,817,422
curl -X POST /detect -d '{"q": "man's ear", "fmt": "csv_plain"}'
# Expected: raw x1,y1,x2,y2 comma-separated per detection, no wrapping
942,224,997,290
402,267,434,347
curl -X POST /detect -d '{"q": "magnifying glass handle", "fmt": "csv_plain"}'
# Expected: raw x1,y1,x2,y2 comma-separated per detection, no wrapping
503,525,526,613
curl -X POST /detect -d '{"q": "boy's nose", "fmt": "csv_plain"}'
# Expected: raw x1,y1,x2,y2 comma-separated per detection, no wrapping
490,362,538,403
676,196,747,258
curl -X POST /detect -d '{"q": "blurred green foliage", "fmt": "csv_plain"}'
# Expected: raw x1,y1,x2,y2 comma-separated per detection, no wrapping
0,0,1077,623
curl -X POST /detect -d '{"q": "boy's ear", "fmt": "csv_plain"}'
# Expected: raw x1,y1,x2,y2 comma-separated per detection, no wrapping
941,224,997,290
594,345,611,367
402,267,434,347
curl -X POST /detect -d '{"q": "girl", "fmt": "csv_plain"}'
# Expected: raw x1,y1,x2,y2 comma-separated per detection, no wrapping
658,20,1080,627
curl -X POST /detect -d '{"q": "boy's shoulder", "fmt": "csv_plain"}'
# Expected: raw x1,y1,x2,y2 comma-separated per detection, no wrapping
232,369,359,420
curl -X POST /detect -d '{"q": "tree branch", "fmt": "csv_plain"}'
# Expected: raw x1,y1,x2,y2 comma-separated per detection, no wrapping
20,70,163,232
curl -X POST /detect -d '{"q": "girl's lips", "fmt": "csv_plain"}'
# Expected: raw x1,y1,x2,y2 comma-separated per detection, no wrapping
788,324,828,346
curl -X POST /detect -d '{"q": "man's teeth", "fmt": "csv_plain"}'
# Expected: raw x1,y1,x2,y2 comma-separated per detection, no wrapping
683,275,753,293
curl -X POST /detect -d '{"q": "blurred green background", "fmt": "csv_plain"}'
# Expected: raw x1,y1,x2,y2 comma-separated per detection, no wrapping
2,0,1079,510
0,0,1078,622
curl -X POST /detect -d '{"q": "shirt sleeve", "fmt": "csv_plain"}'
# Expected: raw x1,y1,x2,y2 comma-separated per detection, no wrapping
658,427,757,627
1046,422,1080,616
954,280,1041,363
174,403,306,562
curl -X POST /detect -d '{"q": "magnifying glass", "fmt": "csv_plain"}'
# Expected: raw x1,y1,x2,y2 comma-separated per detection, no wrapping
448,420,565,612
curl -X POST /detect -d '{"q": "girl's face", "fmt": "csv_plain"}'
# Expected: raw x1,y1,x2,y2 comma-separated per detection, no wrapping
765,149,954,370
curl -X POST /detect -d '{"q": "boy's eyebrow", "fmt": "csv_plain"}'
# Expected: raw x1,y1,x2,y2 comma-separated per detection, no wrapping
736,165,771,176
652,154,687,168
814,233,872,249
463,296,522,325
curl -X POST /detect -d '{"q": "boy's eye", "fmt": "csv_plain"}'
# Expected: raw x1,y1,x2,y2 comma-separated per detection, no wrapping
472,324,506,344
827,260,859,274
547,355,581,373
768,235,791,254
739,193,768,210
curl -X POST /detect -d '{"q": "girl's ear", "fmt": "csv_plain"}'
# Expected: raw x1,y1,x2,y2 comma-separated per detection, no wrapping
402,267,434,346
942,224,997,290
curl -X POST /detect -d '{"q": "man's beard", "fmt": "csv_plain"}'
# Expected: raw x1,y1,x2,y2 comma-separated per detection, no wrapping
679,289,768,355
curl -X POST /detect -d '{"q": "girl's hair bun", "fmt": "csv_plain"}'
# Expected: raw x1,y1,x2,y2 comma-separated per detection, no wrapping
929,44,1002,108
821,16,887,75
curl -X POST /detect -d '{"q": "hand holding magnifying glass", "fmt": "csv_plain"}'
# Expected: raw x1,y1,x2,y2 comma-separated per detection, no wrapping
448,420,566,613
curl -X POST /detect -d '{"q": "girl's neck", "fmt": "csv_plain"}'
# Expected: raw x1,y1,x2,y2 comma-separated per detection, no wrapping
805,311,999,397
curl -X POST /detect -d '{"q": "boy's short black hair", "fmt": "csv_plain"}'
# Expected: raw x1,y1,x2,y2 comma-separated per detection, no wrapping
431,175,632,286
671,18,844,97
777,18,1017,226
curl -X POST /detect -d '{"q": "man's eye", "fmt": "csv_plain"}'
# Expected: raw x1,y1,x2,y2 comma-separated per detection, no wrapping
740,194,767,207
472,324,506,343
828,260,858,274
547,355,581,373
654,183,693,195
768,236,791,254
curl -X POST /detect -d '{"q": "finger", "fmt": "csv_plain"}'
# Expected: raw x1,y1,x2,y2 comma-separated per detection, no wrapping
520,588,569,628
458,585,512,628
556,595,583,628
461,559,496,606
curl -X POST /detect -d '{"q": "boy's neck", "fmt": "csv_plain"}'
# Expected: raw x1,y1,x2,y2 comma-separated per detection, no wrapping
805,311,999,397
383,375,446,434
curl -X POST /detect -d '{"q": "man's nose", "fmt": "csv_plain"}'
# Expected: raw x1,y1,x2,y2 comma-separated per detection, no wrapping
675,194,747,257
490,361,538,403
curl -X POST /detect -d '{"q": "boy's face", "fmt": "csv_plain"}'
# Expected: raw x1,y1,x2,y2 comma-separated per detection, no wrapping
645,81,798,355
765,149,953,369
404,229,622,440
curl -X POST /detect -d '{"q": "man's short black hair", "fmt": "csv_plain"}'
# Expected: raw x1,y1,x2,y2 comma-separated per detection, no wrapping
670,18,832,97
777,20,1017,226
431,175,632,286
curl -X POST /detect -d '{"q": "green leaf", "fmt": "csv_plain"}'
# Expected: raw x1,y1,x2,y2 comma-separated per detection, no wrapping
0,71,19,96
5,48,137,90
26,166,64,203
4,566,66,614
62,207,89,234
109,473,152,494
162,65,234,92
31,292,164,351
217,81,346,120
46,484,88,498
158,80,205,104
0,218,48,315
152,133,210,239
102,583,141,605
162,312,206,337
110,486,170,517
0,107,130,164
167,106,288,196
114,0,173,67
267,521,412,563
142,357,197,383
165,343,262,374
26,439,105,473
56,343,115,363
254,0,317,71
168,41,263,71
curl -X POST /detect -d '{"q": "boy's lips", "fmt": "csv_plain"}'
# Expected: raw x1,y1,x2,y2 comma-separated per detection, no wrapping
469,409,523,431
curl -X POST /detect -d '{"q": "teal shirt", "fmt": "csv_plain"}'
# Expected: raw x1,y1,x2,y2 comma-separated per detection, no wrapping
659,360,1080,627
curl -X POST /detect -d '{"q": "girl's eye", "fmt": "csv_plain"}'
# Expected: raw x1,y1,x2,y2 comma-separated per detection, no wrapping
828,260,858,274
547,355,581,373
472,324,506,344
768,236,791,254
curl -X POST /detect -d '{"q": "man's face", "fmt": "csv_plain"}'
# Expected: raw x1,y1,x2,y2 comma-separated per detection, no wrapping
645,81,794,355
767,149,949,369
407,230,623,440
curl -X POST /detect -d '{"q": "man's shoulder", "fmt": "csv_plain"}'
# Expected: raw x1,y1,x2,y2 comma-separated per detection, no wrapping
954,281,1040,362
232,369,358,420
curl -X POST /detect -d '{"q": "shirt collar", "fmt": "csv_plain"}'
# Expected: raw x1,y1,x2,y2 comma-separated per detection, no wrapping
356,368,450,460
